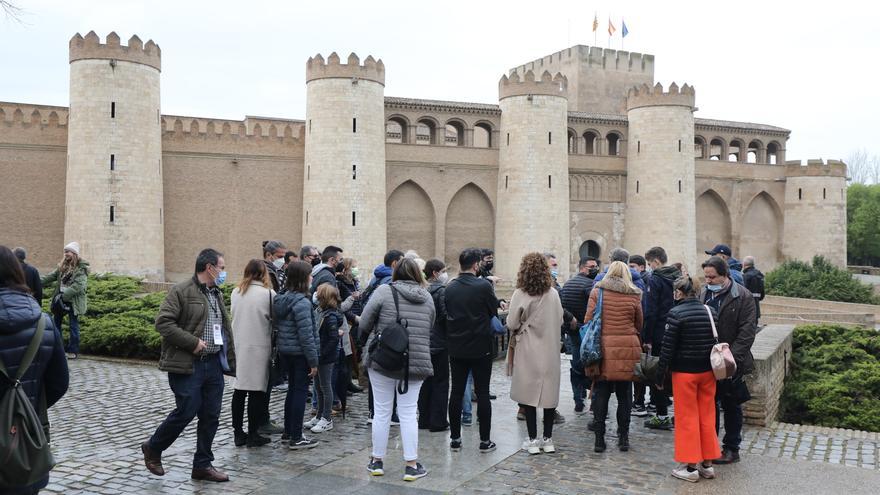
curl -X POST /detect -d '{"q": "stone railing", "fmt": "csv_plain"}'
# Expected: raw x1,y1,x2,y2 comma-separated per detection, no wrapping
744,324,795,426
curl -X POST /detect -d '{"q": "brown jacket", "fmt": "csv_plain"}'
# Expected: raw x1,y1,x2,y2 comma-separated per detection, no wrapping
584,277,643,382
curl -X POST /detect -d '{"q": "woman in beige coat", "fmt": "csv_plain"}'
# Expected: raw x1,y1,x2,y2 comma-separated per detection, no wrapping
507,252,564,455
230,259,275,447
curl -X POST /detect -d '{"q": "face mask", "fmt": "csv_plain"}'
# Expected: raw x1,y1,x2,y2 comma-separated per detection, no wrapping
587,267,599,279
311,257,321,267
646,267,654,275
273,258,285,269
351,267,360,279
550,270,559,280
706,283,723,292
215,270,227,286
438,272,450,284
484,261,494,271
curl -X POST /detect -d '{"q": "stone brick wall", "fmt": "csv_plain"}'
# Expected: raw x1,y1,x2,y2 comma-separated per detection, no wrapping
744,324,795,426
783,161,847,267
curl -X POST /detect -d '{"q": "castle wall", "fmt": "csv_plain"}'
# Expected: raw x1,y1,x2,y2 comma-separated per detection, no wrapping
0,104,68,271
783,161,847,267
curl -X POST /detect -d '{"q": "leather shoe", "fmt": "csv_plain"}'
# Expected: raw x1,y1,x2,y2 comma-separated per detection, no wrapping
714,448,740,464
191,466,230,482
141,442,164,476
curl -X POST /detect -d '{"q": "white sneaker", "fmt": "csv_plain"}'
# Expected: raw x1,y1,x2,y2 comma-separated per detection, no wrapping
311,418,333,433
697,463,715,479
672,464,700,483
303,416,319,429
521,438,541,455
541,437,556,454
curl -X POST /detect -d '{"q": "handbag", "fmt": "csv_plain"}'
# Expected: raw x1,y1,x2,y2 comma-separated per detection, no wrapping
50,292,71,316
705,304,737,380
579,289,603,367
634,352,659,383
267,292,284,386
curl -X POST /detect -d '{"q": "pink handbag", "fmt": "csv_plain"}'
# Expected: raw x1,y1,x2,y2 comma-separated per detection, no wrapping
704,305,737,380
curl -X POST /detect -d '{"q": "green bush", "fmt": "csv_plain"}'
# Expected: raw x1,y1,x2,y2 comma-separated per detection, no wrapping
780,324,880,432
765,255,880,305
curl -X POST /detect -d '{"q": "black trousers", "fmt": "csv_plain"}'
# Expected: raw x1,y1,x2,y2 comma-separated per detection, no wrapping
231,389,265,434
449,356,492,442
252,380,272,427
592,380,633,434
418,350,450,429
521,405,555,439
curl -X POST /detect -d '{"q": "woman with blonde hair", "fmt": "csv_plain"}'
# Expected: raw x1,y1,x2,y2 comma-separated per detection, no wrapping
506,253,564,454
584,260,643,453
42,241,89,359
230,259,275,447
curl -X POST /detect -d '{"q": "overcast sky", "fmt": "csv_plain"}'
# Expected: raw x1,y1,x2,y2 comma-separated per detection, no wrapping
2,0,877,162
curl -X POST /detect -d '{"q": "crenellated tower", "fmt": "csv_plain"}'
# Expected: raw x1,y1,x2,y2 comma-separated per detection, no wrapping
67,31,164,279
782,160,847,267
624,82,697,272
302,53,387,270
495,70,570,281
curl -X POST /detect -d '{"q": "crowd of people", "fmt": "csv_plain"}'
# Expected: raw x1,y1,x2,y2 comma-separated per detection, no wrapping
0,236,767,491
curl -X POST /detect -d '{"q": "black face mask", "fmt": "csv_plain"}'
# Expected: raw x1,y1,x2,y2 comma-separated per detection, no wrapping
587,267,600,279
335,263,345,273
484,261,494,272
311,257,321,267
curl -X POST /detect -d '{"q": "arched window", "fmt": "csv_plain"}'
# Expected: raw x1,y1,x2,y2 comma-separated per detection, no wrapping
709,138,725,161
767,142,780,165
606,132,622,156
416,118,437,145
694,136,707,159
385,116,408,143
583,131,599,155
445,120,465,146
568,129,577,154
747,140,762,164
729,139,744,162
474,122,492,148
579,240,601,260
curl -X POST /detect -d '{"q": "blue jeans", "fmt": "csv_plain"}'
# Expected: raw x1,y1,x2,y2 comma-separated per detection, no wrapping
283,354,310,442
565,335,588,406
149,354,225,468
53,309,80,354
461,372,474,418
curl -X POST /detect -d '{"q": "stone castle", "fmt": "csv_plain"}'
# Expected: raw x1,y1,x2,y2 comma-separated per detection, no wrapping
0,32,847,282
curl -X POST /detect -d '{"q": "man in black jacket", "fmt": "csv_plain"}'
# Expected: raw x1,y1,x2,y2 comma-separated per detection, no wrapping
560,256,596,414
310,245,343,294
701,256,756,465
445,247,500,454
13,247,42,303
742,256,765,324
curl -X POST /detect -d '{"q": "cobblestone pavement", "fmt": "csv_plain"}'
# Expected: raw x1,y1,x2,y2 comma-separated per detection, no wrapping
42,357,879,494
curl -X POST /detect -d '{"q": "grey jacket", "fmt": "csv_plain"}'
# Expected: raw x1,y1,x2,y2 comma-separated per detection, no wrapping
273,291,320,367
360,281,435,380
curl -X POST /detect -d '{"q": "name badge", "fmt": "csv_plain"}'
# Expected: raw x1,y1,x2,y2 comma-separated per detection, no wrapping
213,324,223,346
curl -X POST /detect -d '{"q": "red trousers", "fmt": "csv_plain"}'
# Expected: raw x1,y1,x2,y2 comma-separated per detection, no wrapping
672,371,721,463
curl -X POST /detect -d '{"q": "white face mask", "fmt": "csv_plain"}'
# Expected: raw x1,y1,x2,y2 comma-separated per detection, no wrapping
273,258,285,269
438,272,449,284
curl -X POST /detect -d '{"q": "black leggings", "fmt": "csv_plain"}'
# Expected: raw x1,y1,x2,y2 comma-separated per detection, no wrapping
231,389,266,434
521,405,555,439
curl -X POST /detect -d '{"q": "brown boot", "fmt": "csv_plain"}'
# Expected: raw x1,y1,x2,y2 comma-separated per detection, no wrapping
141,442,165,476
191,466,230,482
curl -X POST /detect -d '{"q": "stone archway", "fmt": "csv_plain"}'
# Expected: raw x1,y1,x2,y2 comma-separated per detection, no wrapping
740,192,783,267
386,180,436,258
696,189,732,261
444,183,494,267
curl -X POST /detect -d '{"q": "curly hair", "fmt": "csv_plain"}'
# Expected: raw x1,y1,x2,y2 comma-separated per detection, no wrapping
516,252,552,296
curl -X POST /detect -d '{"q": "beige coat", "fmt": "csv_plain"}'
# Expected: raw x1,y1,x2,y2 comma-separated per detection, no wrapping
231,283,275,391
507,287,564,408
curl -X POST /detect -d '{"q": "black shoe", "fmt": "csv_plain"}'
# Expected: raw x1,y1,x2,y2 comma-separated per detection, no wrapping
714,448,740,464
234,430,247,447
246,433,271,447
618,432,630,452
488,393,497,400
594,434,606,453
479,440,497,453
574,403,585,414
367,457,384,476
429,424,449,433
348,382,364,393
587,418,597,432
450,438,462,452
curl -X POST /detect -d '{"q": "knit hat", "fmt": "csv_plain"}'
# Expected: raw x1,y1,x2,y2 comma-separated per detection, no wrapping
64,241,81,256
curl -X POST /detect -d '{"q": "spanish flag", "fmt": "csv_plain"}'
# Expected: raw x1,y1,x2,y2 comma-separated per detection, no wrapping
592,13,599,32
608,18,616,37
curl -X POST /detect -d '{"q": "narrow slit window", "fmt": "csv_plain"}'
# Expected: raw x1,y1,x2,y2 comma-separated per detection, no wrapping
110,154,115,171
352,118,357,133
111,102,116,118
159,208,163,224
156,109,160,124
636,180,640,194
109,205,115,223
548,175,552,188
352,211,356,226
309,119,312,133
505,175,508,189
637,141,640,153
352,164,357,180
823,188,826,199
306,211,309,225
678,180,682,193
307,166,310,180
798,188,802,200
678,140,682,152
548,132,552,145
507,133,510,146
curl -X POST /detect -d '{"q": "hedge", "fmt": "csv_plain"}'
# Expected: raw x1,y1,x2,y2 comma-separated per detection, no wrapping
765,255,880,305
779,324,880,432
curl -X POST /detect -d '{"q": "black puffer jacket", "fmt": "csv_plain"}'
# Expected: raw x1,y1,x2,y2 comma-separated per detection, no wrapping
427,280,447,354
657,298,718,378
317,309,342,365
644,265,681,352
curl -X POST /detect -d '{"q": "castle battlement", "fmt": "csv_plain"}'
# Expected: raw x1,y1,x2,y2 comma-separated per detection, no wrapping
626,82,695,111
498,70,567,100
306,52,385,85
784,159,847,177
161,116,304,143
0,102,68,127
69,31,161,71
510,45,654,76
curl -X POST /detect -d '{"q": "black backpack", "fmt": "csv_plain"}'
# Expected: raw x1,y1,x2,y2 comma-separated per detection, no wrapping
368,286,410,394
0,316,56,489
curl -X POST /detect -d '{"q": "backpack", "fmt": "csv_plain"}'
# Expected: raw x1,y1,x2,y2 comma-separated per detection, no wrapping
367,286,410,394
579,289,604,367
0,316,56,489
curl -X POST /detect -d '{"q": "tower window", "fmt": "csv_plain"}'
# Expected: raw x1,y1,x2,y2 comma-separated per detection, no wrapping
678,180,682,193
823,187,826,199
548,175,552,188
109,205,115,223
353,164,357,180
798,188,802,200
352,211,357,226
636,180,640,194
678,140,682,152
507,133,510,146
309,119,312,133
159,208,163,224
110,154,115,171
156,109,160,124
548,132,552,145
307,166,310,180
637,141,640,153
352,118,357,133
111,102,116,118
306,211,309,225
505,175,508,189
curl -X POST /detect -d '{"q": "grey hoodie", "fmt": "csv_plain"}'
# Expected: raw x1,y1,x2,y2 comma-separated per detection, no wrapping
359,281,435,380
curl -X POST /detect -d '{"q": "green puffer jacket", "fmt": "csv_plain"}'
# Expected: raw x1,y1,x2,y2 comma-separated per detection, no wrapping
155,276,236,375
41,260,90,316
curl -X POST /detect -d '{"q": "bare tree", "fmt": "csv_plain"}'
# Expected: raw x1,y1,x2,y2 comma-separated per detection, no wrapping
1,1,24,22
846,148,880,185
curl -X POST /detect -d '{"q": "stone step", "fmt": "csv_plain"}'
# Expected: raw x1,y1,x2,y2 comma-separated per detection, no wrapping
761,316,871,328
761,311,874,324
